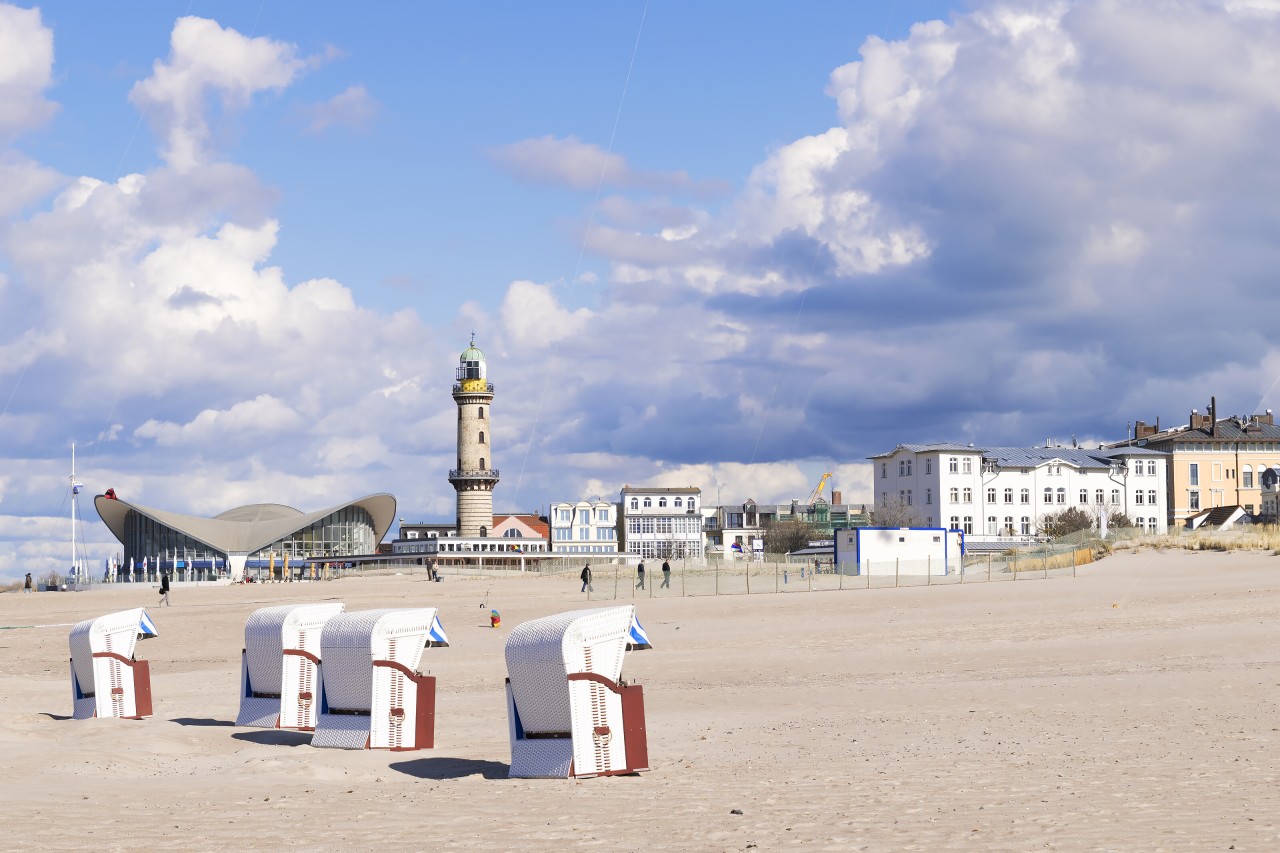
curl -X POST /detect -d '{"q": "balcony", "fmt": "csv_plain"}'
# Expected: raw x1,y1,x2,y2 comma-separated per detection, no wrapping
448,468,500,482
452,382,495,394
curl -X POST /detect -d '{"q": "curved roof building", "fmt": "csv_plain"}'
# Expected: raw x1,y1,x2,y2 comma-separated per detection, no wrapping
95,493,396,582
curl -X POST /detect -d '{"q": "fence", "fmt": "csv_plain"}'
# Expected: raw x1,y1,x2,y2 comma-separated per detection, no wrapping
577,546,1092,601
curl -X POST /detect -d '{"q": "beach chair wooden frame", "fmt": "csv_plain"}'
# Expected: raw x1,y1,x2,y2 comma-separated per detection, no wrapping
311,608,448,750
68,608,158,720
236,603,345,729
504,605,651,778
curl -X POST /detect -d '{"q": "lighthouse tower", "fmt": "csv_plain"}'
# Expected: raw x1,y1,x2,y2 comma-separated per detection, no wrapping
449,337,499,537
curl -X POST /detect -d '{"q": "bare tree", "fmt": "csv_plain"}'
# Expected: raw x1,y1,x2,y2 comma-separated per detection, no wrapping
1038,507,1094,537
762,519,819,555
868,497,921,528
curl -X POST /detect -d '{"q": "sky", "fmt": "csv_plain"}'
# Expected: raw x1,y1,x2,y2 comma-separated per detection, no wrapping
4,0,1280,583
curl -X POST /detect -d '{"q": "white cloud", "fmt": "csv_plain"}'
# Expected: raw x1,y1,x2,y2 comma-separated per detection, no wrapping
0,5,57,140
490,135,727,196
302,84,380,133
134,394,304,446
499,280,593,348
129,17,314,170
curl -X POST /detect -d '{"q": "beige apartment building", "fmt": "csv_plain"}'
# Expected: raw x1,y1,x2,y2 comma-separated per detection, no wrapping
1107,397,1280,528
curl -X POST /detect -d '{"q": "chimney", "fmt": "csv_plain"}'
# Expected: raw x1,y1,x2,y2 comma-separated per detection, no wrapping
1134,420,1158,439
1210,396,1218,436
831,489,843,505
1262,410,1275,426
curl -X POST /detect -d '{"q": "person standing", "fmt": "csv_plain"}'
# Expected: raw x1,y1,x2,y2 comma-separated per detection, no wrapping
660,560,671,588
636,560,645,590
23,572,33,594
580,563,593,593
159,571,171,606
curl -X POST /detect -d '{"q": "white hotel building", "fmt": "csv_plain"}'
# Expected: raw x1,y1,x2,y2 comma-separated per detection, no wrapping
548,498,620,556
619,486,704,561
867,444,1169,537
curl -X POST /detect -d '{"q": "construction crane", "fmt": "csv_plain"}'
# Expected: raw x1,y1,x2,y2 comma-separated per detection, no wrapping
806,472,832,506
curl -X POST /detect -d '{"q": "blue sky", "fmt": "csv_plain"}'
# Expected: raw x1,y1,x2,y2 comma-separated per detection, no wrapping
4,0,1280,582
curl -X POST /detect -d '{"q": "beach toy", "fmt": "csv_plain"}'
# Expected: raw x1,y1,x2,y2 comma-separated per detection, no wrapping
490,610,501,628
236,603,345,729
311,608,448,750
504,605,652,778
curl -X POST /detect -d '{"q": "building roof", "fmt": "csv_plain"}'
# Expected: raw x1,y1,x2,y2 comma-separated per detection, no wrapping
493,514,550,538
1121,419,1280,445
620,485,700,495
870,444,1168,469
94,493,397,556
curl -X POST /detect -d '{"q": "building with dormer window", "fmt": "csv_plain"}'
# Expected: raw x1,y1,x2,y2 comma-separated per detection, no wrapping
619,485,704,560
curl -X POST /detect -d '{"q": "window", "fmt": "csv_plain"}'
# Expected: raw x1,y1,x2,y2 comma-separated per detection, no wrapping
478,406,485,419
1147,517,1157,533
1080,489,1089,504
558,509,571,522
577,527,590,540
674,497,683,507
925,459,932,474
479,457,485,469
906,460,912,475
949,457,958,473
1133,460,1143,476
1021,488,1030,504
688,499,697,510
1148,489,1156,504
1147,461,1156,476
926,488,932,505
963,458,973,474
906,489,913,506
963,488,972,503
1189,490,1200,510
1189,463,1199,486
987,488,997,503
963,516,973,534
1243,465,1254,488
597,509,610,521
949,487,959,503
1004,488,1013,503
1110,489,1120,504
1020,516,1031,535
1004,516,1014,534
643,497,652,508
899,460,906,476
949,516,960,530
882,463,888,479
1135,491,1145,505
986,516,998,534
1056,488,1066,504
1044,487,1053,504
630,499,638,510
658,497,667,508
1212,462,1224,481
1096,489,1105,505
479,431,485,444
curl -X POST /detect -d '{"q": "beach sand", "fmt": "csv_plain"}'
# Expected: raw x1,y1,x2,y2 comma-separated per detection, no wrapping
1,549,1277,851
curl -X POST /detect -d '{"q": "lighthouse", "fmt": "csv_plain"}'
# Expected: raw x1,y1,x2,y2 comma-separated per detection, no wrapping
449,336,499,537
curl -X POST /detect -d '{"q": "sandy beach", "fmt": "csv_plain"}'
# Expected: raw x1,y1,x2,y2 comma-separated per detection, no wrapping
1,549,1278,852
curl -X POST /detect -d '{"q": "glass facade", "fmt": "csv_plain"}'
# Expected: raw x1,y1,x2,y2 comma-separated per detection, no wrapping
120,505,379,578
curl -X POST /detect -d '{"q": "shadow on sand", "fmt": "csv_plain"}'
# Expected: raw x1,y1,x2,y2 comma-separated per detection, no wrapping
171,717,235,727
389,757,509,780
231,730,312,747
42,713,72,721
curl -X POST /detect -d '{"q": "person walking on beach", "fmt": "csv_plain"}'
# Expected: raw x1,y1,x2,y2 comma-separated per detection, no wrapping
580,563,593,593
158,571,170,606
636,560,645,590
660,560,671,588
24,572,33,594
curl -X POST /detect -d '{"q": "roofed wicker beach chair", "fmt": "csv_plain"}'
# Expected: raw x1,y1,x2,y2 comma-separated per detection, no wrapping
236,603,345,729
504,605,652,778
68,607,158,720
311,608,449,750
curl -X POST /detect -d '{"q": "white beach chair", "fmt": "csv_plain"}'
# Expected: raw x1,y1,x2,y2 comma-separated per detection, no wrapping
311,608,449,750
236,603,345,729
504,605,652,778
68,608,159,720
